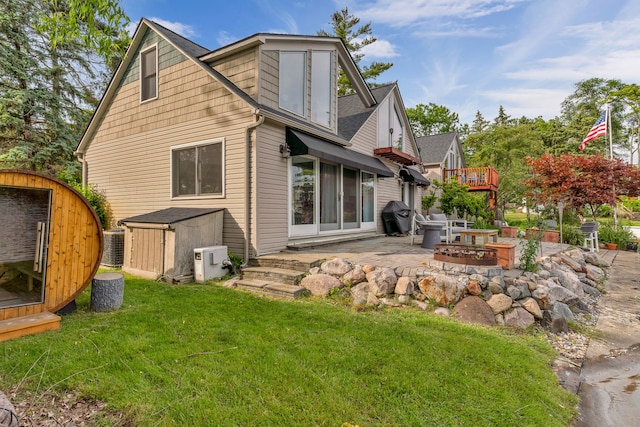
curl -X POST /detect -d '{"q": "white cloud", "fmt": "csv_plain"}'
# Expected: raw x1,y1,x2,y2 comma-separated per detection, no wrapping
216,31,238,47
353,0,527,26
412,24,504,38
359,39,399,58
147,17,198,39
480,87,568,118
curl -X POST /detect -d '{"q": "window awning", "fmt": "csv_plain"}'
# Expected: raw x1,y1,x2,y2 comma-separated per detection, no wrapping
286,129,394,177
400,168,430,187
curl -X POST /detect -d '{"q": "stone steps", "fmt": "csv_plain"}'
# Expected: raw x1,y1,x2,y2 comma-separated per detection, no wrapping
238,257,320,299
235,279,307,299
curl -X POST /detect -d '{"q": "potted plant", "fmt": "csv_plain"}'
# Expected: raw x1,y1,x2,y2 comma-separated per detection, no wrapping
598,222,634,250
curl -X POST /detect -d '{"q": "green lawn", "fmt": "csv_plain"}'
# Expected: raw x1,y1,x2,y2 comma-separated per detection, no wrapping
0,274,577,426
504,211,640,228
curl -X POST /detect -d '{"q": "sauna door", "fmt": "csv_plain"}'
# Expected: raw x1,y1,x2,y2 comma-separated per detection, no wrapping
0,185,51,308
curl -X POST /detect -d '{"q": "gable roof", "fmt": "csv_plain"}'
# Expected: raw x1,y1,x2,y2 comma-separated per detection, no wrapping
76,19,377,154
415,131,461,165
338,84,394,140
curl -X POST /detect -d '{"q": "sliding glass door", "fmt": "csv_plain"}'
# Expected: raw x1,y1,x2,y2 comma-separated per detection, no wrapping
290,157,375,237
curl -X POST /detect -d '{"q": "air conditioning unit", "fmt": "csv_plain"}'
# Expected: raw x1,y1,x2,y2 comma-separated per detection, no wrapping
194,246,228,283
102,229,124,268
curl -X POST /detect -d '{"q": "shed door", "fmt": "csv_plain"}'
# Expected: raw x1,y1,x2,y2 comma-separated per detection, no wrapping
128,228,164,275
0,186,51,308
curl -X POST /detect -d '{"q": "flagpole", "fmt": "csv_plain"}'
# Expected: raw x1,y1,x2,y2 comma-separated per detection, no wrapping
608,102,618,227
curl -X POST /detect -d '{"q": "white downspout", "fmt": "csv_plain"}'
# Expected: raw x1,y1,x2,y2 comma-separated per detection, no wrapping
75,151,88,188
244,109,264,263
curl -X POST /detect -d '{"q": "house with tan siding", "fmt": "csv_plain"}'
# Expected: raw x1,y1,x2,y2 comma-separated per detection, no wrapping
76,18,429,263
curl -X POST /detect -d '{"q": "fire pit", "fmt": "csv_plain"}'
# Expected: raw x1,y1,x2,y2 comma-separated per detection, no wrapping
433,244,498,266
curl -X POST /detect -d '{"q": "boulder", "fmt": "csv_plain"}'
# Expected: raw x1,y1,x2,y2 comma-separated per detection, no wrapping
556,254,585,272
532,286,556,310
300,274,343,297
453,296,496,326
487,280,504,295
548,268,585,299
487,293,513,314
585,264,605,283
466,280,482,296
418,273,468,306
342,265,366,286
552,302,575,322
546,280,580,304
434,307,451,316
366,268,398,296
394,277,415,295
504,307,535,329
520,297,543,319
321,258,353,276
506,285,522,300
583,252,610,267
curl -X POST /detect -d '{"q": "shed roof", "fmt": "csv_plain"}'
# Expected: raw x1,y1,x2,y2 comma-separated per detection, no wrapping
117,207,223,226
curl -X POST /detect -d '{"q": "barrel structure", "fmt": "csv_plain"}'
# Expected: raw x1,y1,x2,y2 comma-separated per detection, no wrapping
91,272,125,312
0,170,103,340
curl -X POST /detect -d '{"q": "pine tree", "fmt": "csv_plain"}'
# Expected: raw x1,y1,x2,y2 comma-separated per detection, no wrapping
318,7,393,95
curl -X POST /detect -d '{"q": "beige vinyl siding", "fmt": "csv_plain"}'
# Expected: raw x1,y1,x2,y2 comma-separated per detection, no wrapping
253,123,290,255
259,50,279,110
211,48,258,100
85,59,255,257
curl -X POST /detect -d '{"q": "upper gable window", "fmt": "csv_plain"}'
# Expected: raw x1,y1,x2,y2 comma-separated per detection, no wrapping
377,98,405,150
279,52,306,117
311,51,332,128
140,45,158,102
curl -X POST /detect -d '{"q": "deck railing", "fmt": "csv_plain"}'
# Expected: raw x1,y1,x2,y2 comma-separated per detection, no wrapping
442,166,499,190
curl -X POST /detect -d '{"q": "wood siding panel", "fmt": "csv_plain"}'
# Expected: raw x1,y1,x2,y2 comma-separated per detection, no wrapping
86,59,254,257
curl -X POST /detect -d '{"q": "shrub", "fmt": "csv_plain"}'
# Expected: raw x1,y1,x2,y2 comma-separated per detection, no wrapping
75,184,113,230
598,222,634,247
519,237,539,273
561,226,584,246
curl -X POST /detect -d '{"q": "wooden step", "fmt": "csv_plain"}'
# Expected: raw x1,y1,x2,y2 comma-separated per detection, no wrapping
0,312,61,342
241,266,306,285
235,279,307,299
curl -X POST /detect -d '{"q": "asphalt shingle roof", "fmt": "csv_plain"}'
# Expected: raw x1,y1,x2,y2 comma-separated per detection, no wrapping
117,207,223,226
415,131,458,164
338,84,395,140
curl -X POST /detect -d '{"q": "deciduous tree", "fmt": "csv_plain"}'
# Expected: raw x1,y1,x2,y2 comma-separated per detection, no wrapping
525,153,640,219
406,103,460,137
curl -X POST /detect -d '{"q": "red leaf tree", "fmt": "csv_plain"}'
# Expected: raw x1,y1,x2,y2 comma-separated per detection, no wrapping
525,153,640,219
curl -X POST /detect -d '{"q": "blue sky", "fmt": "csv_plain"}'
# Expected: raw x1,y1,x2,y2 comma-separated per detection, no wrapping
121,0,640,125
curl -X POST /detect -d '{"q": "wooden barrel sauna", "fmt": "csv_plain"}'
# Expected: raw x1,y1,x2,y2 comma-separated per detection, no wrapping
0,170,103,341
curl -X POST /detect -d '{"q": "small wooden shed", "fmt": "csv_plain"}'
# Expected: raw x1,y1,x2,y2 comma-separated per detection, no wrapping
0,170,103,341
117,208,223,282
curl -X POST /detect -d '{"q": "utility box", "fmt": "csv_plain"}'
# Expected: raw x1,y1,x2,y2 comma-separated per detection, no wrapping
194,246,228,283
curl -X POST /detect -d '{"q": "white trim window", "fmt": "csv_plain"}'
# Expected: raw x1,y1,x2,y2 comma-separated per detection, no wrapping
311,50,332,128
140,45,158,102
279,51,306,117
171,138,225,199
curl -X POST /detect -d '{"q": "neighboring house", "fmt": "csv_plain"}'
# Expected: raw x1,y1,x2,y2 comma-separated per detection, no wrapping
75,19,428,261
414,131,465,184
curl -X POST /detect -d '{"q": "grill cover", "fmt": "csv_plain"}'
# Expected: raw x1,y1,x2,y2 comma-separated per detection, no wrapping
381,200,411,235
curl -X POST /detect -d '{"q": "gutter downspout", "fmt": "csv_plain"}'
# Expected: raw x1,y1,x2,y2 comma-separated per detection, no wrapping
75,151,88,188
244,109,265,263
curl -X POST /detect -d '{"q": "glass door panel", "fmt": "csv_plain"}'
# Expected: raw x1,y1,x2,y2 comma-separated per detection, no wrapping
291,157,317,235
361,172,375,228
320,162,339,231
343,168,359,229
0,186,50,308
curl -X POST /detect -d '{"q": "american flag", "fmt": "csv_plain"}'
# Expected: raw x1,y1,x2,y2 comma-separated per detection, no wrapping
579,110,607,151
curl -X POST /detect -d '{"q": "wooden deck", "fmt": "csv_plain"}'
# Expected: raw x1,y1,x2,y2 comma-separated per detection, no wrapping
0,312,60,342
443,166,499,212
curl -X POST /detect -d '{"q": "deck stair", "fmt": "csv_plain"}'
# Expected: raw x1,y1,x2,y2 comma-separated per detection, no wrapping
236,256,321,299
0,311,61,342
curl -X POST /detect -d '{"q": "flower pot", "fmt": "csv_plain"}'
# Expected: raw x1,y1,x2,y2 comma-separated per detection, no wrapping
486,243,516,270
606,243,617,250
501,226,518,238
543,230,559,243
525,228,544,240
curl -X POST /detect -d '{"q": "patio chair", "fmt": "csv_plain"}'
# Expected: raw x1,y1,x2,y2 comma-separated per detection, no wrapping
580,221,599,252
426,213,470,244
410,212,430,245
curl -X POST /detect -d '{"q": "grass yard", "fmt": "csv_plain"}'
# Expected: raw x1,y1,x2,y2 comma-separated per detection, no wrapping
0,274,577,426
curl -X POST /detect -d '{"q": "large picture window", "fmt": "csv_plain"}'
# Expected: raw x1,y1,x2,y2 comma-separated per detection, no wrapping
311,51,332,128
279,52,306,117
171,139,224,198
140,45,158,102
